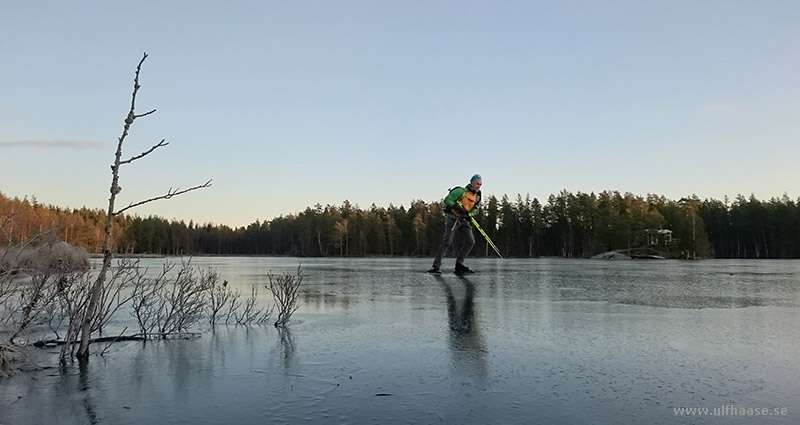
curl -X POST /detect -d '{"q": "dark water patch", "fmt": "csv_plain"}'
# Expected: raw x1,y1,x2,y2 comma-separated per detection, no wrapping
616,295,778,309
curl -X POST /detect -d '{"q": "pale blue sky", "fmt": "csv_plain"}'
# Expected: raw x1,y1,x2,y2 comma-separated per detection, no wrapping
2,1,798,227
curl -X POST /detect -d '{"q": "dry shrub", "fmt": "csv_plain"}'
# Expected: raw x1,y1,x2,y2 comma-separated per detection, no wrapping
0,239,90,274
1,237,91,374
267,265,303,327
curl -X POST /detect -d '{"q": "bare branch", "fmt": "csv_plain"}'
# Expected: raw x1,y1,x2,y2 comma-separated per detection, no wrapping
134,109,157,119
114,180,212,216
119,139,169,165
129,53,148,117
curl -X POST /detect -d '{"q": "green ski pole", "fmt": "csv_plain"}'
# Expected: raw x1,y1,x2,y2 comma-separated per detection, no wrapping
469,215,503,259
457,201,503,258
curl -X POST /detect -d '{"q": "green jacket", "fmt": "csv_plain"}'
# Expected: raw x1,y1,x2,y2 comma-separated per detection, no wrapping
443,184,481,217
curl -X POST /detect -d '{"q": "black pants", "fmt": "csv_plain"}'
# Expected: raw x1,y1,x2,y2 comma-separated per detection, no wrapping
432,215,475,269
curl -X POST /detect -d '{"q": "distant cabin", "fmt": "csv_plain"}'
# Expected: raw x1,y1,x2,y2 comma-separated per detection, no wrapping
645,229,673,246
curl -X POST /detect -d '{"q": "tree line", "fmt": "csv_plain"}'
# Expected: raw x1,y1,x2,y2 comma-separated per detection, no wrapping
3,190,800,259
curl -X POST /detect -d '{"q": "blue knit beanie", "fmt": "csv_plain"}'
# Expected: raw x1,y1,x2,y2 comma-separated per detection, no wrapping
470,174,482,182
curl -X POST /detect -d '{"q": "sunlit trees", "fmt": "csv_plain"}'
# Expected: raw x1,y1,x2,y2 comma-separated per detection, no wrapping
7,188,800,259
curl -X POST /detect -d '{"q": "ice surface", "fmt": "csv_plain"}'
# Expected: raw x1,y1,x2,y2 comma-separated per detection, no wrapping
2,257,798,424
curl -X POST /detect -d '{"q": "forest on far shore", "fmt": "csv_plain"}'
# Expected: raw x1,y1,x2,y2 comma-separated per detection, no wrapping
2,190,799,259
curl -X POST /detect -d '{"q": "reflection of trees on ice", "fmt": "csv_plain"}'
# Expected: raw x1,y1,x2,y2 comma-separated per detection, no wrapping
78,360,100,425
440,278,488,379
275,326,296,370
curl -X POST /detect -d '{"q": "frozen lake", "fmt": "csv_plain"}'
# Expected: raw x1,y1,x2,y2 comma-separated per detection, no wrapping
2,257,799,424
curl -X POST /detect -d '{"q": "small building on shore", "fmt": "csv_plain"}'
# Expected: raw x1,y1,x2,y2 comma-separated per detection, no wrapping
645,229,673,246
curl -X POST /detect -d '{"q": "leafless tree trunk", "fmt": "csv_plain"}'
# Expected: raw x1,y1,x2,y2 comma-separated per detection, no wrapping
76,53,211,360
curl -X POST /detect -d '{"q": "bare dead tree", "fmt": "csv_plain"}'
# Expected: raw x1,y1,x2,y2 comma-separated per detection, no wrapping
130,262,173,339
57,272,93,362
1,236,256,372
157,261,212,337
224,290,242,325
44,297,68,340
7,272,61,344
267,265,304,327
0,235,91,346
207,277,241,326
234,284,273,325
207,275,273,327
77,52,211,360
0,236,93,367
129,259,214,339
91,258,138,336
